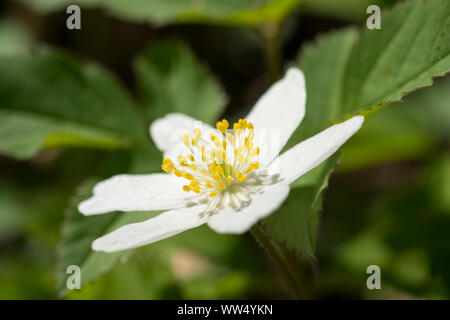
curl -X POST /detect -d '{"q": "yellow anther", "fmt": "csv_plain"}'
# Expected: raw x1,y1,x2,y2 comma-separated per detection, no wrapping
236,172,247,182
174,170,183,177
201,147,206,161
190,180,200,187
161,118,260,195
183,133,190,147
246,162,259,173
214,166,224,175
177,155,188,166
161,163,172,173
216,119,229,134
250,147,260,156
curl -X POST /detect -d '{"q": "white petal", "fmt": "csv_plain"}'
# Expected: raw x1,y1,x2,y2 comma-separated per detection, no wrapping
268,116,364,185
78,173,192,215
207,184,290,234
246,68,306,165
92,205,208,252
150,113,213,153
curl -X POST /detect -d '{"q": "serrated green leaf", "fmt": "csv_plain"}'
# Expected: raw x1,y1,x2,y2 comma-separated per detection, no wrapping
300,0,386,22
339,77,450,171
135,40,226,124
296,0,450,139
0,48,147,159
267,0,450,256
21,0,302,26
291,27,359,141
261,154,339,255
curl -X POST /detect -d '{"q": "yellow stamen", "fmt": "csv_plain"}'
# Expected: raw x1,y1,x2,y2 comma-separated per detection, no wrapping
162,118,259,194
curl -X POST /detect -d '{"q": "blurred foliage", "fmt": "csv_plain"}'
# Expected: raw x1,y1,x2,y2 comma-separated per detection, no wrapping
0,0,449,300
0,48,147,159
135,40,226,124
317,152,450,299
0,20,32,56
20,0,303,26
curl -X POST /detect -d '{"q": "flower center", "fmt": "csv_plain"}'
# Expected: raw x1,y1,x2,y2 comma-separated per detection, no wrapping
161,118,260,198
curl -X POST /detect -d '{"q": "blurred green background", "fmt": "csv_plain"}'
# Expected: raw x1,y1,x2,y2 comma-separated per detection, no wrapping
0,0,449,299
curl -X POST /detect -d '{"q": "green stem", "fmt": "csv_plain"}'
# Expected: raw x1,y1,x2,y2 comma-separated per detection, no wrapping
260,21,282,83
250,223,307,299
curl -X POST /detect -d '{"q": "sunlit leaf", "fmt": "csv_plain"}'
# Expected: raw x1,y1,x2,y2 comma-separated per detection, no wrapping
296,0,450,140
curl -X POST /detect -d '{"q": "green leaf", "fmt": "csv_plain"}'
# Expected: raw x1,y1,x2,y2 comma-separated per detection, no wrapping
135,40,226,124
296,0,450,138
0,21,32,56
55,150,161,297
262,28,356,255
21,0,302,26
0,48,146,159
342,0,449,114
300,0,386,22
0,182,24,241
339,77,450,171
266,0,450,255
261,154,339,255
291,27,359,141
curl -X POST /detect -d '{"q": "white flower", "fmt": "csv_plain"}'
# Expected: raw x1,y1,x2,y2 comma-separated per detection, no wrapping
78,68,364,252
